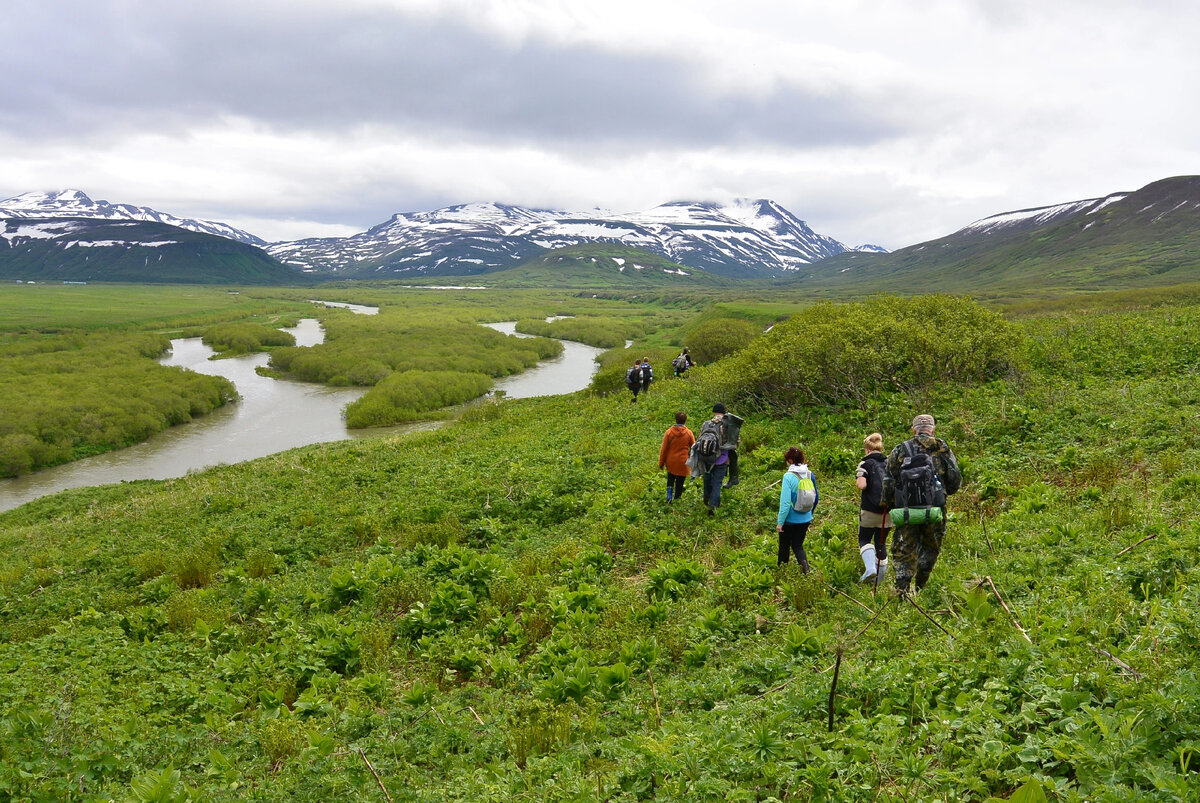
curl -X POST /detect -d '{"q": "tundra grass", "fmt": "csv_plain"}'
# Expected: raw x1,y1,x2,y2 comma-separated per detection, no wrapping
1,301,1198,800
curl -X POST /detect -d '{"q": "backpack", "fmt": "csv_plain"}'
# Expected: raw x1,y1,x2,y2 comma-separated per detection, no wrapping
625,366,639,390
791,470,816,513
894,440,946,511
672,354,688,373
858,455,886,513
695,419,724,464
640,363,653,385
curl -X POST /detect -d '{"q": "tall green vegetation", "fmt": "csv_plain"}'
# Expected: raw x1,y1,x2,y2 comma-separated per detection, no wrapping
0,332,235,475
698,295,1021,411
1,294,1198,800
201,322,296,355
683,317,761,364
267,310,563,426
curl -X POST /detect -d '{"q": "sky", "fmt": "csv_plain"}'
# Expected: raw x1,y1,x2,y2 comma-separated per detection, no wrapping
1,0,1196,249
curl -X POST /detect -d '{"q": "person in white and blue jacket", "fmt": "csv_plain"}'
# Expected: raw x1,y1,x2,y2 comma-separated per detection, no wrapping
776,446,818,570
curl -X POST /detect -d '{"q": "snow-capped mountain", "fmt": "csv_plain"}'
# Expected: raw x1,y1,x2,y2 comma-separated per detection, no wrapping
0,190,266,247
268,199,878,278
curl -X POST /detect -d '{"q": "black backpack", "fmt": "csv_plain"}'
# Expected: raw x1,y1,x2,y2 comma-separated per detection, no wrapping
695,419,724,464
859,455,886,513
894,441,947,510
625,367,639,390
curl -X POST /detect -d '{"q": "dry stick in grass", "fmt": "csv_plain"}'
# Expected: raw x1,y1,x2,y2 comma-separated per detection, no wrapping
461,706,485,726
981,514,996,556
984,575,1033,645
355,747,394,803
1095,647,1144,680
906,593,953,638
429,705,447,726
646,669,662,729
827,648,844,733
827,584,876,616
1116,532,1160,557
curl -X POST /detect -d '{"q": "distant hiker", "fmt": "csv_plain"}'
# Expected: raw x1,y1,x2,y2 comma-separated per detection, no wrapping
639,357,654,396
659,411,695,503
671,348,694,378
856,433,891,584
625,358,643,402
882,414,961,594
697,403,733,515
777,447,818,570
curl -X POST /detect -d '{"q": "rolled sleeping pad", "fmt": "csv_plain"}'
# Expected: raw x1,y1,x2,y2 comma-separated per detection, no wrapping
893,507,944,525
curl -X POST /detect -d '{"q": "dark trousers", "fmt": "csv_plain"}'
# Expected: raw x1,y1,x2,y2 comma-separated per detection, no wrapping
703,464,728,509
892,522,945,591
666,472,687,501
723,449,739,486
778,521,810,568
857,526,890,559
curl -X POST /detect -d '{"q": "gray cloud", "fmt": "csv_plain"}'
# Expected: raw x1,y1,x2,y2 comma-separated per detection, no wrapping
0,2,902,150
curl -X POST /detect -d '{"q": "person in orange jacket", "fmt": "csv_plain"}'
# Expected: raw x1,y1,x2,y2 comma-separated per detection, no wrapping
659,410,696,503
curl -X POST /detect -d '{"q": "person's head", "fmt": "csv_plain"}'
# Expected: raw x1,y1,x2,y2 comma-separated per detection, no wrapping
711,402,726,417
633,358,641,366
682,347,689,354
674,410,687,426
784,447,805,466
643,356,650,363
864,432,884,454
912,414,936,435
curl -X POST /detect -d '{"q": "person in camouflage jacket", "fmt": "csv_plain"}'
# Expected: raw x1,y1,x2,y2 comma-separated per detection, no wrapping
881,414,962,593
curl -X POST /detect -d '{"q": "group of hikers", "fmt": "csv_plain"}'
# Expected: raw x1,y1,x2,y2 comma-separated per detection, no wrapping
659,405,961,595
626,349,695,402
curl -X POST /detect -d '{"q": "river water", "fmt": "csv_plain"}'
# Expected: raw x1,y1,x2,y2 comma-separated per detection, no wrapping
0,314,602,513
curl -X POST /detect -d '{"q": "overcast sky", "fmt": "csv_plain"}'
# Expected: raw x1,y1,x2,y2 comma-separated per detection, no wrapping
1,0,1196,248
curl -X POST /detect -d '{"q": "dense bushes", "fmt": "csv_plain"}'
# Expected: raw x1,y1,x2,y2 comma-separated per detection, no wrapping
0,333,236,476
201,323,296,355
514,316,644,349
698,295,1022,411
344,371,493,427
683,317,761,364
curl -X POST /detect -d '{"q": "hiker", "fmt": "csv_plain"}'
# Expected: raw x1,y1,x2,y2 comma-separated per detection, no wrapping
855,433,891,583
698,403,733,516
882,414,961,594
658,411,695,503
625,358,643,402
777,447,818,570
671,347,694,378
638,357,654,396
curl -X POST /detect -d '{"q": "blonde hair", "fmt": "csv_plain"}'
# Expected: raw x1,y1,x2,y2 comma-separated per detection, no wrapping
864,432,884,453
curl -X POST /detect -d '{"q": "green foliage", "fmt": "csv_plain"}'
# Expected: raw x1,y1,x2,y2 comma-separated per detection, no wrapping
684,317,761,365
201,322,296,355
344,370,493,427
698,294,1022,411
2,290,1200,800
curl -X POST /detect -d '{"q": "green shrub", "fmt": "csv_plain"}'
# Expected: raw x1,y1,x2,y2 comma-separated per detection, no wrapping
685,318,761,365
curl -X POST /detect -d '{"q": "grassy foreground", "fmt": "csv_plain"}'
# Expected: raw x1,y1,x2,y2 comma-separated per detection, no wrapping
1,299,1199,801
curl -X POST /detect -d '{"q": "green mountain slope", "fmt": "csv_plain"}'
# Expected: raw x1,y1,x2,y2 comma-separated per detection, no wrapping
0,217,304,285
465,244,740,288
806,175,1200,296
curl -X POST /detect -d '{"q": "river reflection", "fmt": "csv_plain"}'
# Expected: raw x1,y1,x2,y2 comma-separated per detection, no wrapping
0,316,602,512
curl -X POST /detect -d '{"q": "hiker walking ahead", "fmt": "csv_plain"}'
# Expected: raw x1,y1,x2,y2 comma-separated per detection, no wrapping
625,358,643,402
777,447,818,570
882,414,961,594
856,433,891,583
671,348,694,378
697,403,733,516
638,357,654,396
659,411,695,503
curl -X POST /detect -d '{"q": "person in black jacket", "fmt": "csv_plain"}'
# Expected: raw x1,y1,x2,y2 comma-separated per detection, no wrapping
855,433,891,583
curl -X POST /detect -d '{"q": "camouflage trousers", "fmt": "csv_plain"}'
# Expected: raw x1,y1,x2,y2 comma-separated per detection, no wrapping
891,519,947,592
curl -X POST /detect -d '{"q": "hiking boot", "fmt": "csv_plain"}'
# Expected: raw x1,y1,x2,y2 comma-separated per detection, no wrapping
859,544,877,583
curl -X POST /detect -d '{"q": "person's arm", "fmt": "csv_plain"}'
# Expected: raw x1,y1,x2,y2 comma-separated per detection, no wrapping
777,474,793,529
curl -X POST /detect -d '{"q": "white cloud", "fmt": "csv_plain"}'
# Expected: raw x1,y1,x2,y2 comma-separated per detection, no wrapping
1,0,1198,249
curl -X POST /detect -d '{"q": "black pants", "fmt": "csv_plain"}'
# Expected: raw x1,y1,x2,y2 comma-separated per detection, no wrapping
857,526,890,559
724,449,739,486
778,521,810,568
666,472,686,501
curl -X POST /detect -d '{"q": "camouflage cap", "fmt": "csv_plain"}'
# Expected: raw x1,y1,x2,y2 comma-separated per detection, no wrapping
912,414,936,433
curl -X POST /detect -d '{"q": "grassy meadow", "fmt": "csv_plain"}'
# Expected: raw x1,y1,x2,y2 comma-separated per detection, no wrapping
1,286,1198,800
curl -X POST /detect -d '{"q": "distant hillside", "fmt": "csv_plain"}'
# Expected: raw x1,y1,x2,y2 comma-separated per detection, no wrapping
0,218,301,285
472,244,740,288
0,189,266,246
806,176,1200,295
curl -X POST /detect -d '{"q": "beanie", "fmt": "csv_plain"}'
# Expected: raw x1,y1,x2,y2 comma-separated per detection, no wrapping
712,402,727,414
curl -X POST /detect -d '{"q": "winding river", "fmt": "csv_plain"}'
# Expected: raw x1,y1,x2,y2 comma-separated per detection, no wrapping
0,313,603,513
